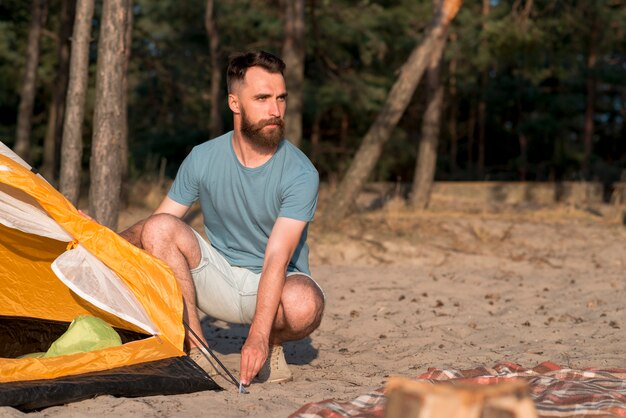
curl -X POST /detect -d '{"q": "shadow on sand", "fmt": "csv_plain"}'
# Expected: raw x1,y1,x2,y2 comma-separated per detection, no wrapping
199,317,319,366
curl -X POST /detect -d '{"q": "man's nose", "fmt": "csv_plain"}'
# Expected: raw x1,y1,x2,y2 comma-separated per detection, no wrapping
269,99,281,117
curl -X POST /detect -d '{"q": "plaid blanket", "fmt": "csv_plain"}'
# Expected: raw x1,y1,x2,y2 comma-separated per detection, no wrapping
289,362,626,418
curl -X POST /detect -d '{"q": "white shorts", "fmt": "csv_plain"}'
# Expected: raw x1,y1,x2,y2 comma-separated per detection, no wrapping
189,230,322,324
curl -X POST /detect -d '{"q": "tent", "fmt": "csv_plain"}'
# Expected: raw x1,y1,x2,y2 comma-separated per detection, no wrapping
0,142,220,411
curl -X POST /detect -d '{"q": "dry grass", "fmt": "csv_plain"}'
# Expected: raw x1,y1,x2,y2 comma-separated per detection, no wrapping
117,178,625,243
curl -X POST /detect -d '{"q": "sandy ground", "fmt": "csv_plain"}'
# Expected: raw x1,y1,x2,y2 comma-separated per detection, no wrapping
2,197,624,417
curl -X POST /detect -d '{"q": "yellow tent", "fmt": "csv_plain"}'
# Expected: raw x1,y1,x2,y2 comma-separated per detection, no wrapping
0,143,219,411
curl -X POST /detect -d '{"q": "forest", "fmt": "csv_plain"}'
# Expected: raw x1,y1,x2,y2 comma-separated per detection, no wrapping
1,0,625,227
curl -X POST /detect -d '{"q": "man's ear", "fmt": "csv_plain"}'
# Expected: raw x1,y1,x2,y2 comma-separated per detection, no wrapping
228,93,240,114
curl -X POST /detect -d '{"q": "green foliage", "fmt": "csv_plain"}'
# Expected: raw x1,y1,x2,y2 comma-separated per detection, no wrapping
0,0,625,185
0,0,72,161
0,1,31,141
440,0,626,181
128,0,284,174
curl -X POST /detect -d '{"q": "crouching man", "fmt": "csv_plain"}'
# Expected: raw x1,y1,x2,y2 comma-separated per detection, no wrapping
120,51,324,386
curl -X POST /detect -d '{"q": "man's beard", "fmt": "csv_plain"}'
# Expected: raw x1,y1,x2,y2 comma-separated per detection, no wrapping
240,107,284,152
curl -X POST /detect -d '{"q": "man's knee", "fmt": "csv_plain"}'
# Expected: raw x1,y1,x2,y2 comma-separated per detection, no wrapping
281,275,325,332
140,213,183,249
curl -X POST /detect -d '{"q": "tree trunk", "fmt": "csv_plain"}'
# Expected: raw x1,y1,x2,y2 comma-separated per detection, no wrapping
582,15,598,179
59,0,94,206
448,30,458,174
14,0,47,162
282,0,306,147
205,0,222,138
517,94,527,181
320,0,462,225
41,0,75,183
340,112,349,147
89,0,128,229
409,37,446,209
514,0,532,182
119,0,133,207
467,102,476,172
311,111,321,164
477,0,489,179
519,133,528,181
620,90,626,163
477,98,486,177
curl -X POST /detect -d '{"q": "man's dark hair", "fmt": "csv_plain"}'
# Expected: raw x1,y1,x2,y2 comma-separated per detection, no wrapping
227,51,286,92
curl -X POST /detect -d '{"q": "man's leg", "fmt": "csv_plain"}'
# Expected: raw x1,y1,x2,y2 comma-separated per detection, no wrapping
253,274,324,383
139,213,206,349
271,274,325,344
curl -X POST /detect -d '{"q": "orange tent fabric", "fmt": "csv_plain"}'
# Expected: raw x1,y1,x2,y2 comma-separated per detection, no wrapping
0,147,218,410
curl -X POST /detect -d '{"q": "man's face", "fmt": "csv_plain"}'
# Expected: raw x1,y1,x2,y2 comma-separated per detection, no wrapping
231,66,287,150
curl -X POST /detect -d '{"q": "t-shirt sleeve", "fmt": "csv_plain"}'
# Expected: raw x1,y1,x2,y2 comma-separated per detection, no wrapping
279,169,319,222
168,150,200,206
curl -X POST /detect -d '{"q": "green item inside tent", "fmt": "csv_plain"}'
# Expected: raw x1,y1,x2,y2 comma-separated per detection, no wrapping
21,316,122,359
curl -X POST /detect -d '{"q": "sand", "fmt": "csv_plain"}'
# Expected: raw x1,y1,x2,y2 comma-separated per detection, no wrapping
2,200,624,417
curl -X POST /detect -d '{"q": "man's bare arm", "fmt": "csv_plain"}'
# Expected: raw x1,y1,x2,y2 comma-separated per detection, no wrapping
239,217,307,385
119,196,191,247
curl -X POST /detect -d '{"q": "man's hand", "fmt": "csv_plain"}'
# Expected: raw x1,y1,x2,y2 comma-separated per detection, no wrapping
239,331,269,385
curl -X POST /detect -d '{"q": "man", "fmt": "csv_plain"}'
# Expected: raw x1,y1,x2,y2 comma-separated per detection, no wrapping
120,51,324,386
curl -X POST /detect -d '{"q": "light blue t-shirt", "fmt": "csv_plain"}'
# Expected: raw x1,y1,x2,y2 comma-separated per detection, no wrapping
168,131,319,275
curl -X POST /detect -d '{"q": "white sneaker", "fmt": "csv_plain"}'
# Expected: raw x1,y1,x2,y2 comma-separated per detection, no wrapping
255,345,293,383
